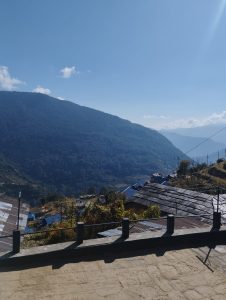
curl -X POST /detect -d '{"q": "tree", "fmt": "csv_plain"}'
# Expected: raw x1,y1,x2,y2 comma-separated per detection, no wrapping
83,202,112,224
217,158,224,164
143,205,160,219
105,191,117,203
99,186,108,195
177,160,190,176
110,200,124,221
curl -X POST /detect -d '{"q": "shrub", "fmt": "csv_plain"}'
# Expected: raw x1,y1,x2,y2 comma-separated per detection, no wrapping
143,205,160,219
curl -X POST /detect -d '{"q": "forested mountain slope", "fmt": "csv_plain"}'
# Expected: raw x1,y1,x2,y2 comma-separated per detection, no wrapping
0,92,187,194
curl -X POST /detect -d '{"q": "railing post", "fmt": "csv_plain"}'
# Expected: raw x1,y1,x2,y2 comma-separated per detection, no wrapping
213,212,221,230
76,222,84,243
167,214,174,235
13,230,21,253
122,218,129,239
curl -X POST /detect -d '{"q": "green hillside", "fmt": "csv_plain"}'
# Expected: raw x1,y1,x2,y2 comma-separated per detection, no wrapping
0,156,45,200
0,156,26,184
0,91,187,194
170,159,226,194
201,160,226,187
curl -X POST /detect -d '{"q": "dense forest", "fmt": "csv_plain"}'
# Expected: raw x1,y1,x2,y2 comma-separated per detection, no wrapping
0,91,187,196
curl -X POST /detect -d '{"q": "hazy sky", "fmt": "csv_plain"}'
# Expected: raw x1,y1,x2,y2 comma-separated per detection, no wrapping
1,0,226,129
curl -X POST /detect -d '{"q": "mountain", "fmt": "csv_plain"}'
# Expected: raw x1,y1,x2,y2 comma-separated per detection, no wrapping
166,125,226,144
0,91,187,195
0,156,44,201
160,131,226,159
0,156,27,185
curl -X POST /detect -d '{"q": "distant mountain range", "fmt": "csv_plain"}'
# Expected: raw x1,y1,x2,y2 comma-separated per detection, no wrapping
161,125,226,164
0,92,187,196
165,125,226,143
161,131,226,159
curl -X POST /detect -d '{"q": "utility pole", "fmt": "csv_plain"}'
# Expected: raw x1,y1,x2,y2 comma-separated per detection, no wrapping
177,156,180,170
71,202,74,226
207,154,209,166
217,186,220,213
60,203,63,223
17,191,22,230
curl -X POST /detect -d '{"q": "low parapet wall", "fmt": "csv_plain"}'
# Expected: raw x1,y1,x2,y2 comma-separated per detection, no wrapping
1,225,226,267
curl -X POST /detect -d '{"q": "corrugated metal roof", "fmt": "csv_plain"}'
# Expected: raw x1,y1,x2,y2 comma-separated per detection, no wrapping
131,183,213,223
122,186,137,199
0,195,29,252
98,216,209,238
98,228,122,237
42,214,61,226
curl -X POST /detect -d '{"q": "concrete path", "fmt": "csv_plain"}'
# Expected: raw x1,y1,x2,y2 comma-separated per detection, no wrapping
0,247,226,299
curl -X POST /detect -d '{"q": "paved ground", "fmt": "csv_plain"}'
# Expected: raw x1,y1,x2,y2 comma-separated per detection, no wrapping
0,247,226,300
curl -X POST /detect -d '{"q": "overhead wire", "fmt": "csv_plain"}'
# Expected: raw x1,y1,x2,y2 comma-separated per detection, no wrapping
174,125,226,182
185,125,226,155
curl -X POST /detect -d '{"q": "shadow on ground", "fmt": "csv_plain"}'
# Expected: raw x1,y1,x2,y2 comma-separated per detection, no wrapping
0,240,221,273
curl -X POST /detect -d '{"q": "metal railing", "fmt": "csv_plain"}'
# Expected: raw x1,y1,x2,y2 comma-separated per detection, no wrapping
2,212,221,254
0,234,13,239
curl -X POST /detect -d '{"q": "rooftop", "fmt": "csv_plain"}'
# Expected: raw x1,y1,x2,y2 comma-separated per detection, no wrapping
98,216,208,237
0,195,29,252
131,183,215,223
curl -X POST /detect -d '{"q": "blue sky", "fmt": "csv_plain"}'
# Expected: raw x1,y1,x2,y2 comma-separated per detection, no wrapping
1,0,226,129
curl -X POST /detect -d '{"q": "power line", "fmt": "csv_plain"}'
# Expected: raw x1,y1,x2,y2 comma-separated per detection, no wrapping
185,125,226,155
169,126,226,195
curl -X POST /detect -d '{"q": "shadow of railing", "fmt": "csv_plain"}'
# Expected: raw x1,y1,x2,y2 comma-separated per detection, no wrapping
0,212,224,272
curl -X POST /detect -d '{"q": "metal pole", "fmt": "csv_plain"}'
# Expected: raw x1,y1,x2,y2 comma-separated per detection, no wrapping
71,202,74,226
167,214,174,235
77,222,84,243
13,230,21,253
60,203,63,223
122,218,129,239
217,186,220,213
213,212,221,230
17,191,21,230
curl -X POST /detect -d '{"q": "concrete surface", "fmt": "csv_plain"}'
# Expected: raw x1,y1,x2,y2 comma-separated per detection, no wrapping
1,246,226,299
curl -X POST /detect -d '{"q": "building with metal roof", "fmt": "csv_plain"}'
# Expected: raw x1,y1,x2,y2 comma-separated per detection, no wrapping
98,216,208,238
41,213,61,227
129,183,214,223
0,195,29,252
